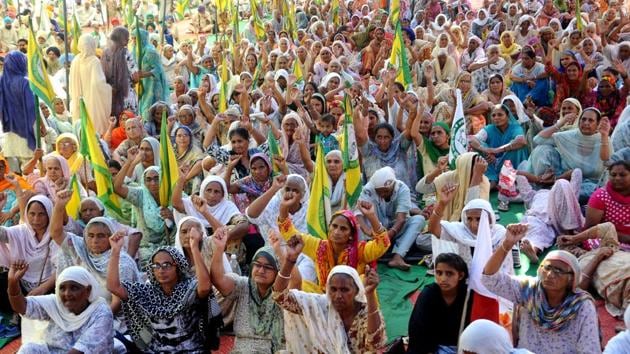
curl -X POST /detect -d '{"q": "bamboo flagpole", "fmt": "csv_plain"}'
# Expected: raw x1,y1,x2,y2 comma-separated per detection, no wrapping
62,0,71,108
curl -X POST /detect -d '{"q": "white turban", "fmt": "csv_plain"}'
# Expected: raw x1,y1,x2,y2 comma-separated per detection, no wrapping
369,167,396,189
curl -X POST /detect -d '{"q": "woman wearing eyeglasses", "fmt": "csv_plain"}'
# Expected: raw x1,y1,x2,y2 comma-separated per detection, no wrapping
107,230,212,353
482,224,601,354
209,226,286,354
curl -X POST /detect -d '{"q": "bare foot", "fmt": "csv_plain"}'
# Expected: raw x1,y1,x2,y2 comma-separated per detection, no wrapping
521,240,539,263
388,254,411,271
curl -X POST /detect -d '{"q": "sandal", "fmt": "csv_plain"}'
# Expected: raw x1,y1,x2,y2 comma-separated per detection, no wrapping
498,200,510,212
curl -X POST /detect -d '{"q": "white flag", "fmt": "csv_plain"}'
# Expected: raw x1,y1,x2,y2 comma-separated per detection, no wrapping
448,89,467,166
469,210,496,299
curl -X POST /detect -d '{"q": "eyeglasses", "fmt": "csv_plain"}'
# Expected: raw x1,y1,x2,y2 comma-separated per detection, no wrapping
144,176,159,183
150,262,175,270
252,262,276,273
541,264,573,276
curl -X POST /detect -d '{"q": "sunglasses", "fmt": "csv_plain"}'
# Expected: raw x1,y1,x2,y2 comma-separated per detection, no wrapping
252,261,276,272
150,262,175,270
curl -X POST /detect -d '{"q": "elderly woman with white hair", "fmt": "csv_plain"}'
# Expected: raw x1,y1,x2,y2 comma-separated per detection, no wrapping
8,264,114,353
319,72,344,100
483,229,601,354
273,238,386,353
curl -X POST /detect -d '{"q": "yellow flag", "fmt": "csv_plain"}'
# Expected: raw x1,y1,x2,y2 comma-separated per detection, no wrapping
219,58,229,112
65,174,81,220
79,99,123,218
342,93,362,208
306,141,331,239
159,110,180,207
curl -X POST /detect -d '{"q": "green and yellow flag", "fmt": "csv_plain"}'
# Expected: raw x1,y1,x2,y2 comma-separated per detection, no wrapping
65,174,82,220
250,0,266,41
293,59,304,87
306,140,331,239
79,98,123,218
389,23,412,89
283,0,297,39
159,111,179,207
175,0,190,20
342,93,362,208
122,0,134,26
390,0,400,26
217,0,230,12
218,57,229,112
71,13,80,55
232,0,240,43
27,21,56,109
331,0,340,26
267,129,283,175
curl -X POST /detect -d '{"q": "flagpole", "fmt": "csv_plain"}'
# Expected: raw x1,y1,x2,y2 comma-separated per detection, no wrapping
214,2,218,42
33,93,45,172
62,0,71,109
159,0,168,50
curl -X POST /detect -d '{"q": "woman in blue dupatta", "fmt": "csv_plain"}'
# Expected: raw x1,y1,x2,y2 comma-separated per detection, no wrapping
469,104,529,185
0,51,37,171
135,29,169,115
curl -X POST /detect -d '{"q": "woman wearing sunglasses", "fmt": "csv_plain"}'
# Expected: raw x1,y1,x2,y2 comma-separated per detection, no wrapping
106,230,213,353
482,224,601,354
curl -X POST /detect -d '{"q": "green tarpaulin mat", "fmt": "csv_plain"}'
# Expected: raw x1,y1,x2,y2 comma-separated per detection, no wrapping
376,191,544,342
376,265,430,342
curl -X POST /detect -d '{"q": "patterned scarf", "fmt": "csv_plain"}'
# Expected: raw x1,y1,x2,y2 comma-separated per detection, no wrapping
314,210,371,286
247,246,284,352
121,246,198,350
519,278,592,332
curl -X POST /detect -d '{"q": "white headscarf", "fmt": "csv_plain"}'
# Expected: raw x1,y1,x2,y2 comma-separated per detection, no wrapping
459,319,534,354
174,215,231,271
142,136,161,167
274,69,289,94
431,14,450,35
473,9,490,27
0,195,57,285
438,199,508,273
327,265,366,303
27,266,108,332
181,175,241,226
319,72,342,91
81,197,105,214
369,166,396,189
501,95,530,123
325,150,346,210
283,265,367,353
